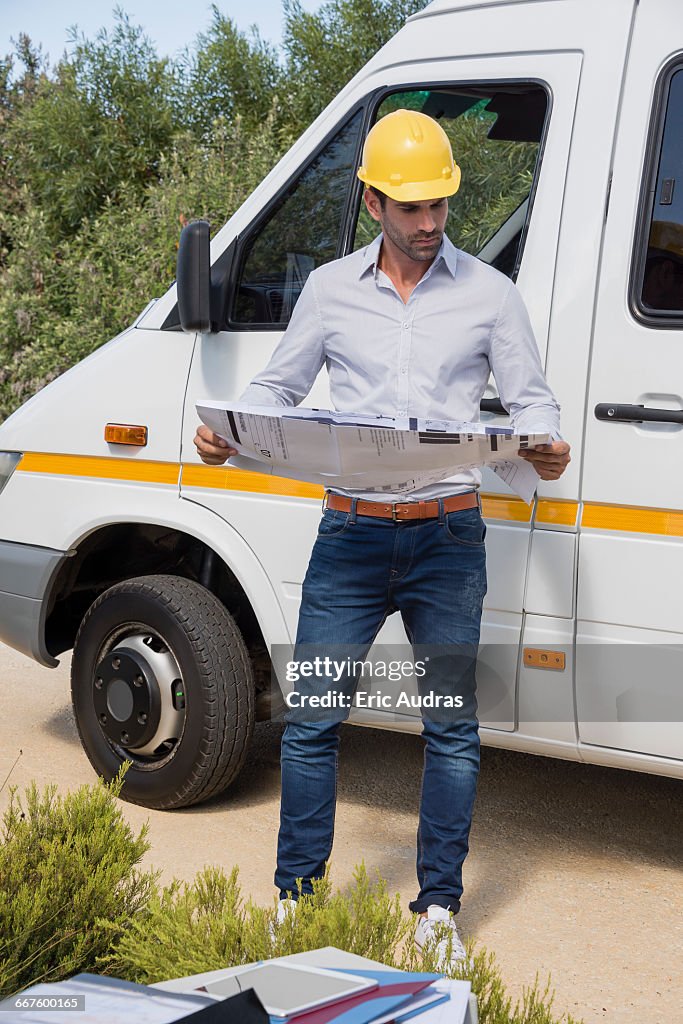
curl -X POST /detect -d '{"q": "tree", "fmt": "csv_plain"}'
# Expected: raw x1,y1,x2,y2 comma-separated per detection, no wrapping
179,5,283,139
0,35,48,257
282,0,429,134
6,9,180,238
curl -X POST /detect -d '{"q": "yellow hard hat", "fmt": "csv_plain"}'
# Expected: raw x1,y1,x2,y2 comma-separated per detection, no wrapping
357,109,461,202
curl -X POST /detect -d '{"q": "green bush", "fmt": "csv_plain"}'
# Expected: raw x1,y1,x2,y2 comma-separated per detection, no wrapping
0,764,158,997
100,864,408,982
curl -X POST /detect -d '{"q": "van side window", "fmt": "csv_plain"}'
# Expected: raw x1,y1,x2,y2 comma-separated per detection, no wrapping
232,110,363,327
636,68,683,319
353,87,548,278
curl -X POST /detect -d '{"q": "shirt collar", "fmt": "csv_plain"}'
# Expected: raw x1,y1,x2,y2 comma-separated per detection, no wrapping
359,234,383,278
359,232,458,280
439,234,459,278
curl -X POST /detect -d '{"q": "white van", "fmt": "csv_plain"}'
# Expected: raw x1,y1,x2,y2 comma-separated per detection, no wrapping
1,0,682,809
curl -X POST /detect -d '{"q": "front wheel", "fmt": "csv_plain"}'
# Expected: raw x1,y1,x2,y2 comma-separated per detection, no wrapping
71,574,255,809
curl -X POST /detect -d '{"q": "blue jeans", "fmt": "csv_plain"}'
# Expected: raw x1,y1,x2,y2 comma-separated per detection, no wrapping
275,496,487,914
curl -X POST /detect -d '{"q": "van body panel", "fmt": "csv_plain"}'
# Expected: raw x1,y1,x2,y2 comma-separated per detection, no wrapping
517,614,576,743
576,621,683,762
0,328,193,463
408,0,588,19
0,468,180,550
578,532,682,635
482,727,683,781
0,540,69,667
525,529,576,619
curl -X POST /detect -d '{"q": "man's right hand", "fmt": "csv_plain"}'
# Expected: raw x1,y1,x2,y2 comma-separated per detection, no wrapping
194,424,238,465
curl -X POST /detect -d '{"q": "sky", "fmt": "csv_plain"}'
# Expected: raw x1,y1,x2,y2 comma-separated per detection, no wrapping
1,0,324,65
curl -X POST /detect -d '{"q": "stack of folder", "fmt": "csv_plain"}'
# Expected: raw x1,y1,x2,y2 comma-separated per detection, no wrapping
196,965,469,1023
0,947,475,1024
159,946,475,1024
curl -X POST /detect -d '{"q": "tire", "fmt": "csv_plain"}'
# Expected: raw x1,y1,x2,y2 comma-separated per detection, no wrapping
70,574,255,809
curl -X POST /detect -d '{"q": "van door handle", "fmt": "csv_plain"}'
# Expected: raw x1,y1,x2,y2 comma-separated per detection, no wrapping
595,403,683,425
480,398,508,415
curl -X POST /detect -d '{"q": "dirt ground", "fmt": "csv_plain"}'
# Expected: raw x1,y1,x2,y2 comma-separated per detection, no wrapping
1,640,681,1023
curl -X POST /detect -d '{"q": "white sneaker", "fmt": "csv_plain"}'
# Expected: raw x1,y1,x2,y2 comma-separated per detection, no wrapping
276,898,298,926
414,905,468,970
269,897,298,941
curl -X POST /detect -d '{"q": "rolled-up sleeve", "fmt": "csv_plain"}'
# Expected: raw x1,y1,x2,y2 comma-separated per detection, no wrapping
488,281,562,441
239,273,326,407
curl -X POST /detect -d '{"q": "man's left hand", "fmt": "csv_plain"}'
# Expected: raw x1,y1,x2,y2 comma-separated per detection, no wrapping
519,440,571,480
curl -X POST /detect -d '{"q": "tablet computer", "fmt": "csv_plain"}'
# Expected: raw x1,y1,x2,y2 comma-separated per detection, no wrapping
203,962,377,1018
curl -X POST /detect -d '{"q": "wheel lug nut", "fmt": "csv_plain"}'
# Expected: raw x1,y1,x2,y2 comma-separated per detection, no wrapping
137,712,147,724
95,677,103,689
121,731,129,744
134,675,143,687
112,657,120,670
99,713,107,724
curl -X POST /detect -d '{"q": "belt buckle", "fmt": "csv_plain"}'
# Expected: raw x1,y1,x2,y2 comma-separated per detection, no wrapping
391,502,412,520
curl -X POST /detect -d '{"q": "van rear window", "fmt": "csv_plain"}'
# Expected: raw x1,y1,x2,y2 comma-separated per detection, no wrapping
635,67,683,320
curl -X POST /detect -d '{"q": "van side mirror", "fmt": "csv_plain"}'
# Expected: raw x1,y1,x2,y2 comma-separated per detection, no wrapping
177,220,211,333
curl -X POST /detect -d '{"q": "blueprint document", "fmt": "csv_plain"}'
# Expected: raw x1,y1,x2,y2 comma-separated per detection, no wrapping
0,973,220,1023
196,401,548,504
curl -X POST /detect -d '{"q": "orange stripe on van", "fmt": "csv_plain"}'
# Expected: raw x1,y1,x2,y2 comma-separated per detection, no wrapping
479,493,533,522
536,499,579,527
181,464,324,500
16,456,535,521
182,474,534,520
581,503,683,537
17,452,179,485
22,456,681,537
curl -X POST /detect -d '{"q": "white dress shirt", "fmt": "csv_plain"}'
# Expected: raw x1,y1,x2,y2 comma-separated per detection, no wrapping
240,233,561,500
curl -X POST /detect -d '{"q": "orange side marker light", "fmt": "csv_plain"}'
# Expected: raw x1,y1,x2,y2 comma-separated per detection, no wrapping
104,424,148,446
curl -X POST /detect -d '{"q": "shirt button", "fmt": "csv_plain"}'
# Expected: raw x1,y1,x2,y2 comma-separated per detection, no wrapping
401,367,407,374
402,322,409,329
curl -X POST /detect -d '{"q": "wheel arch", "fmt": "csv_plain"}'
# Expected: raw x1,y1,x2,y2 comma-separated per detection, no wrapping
45,508,289,672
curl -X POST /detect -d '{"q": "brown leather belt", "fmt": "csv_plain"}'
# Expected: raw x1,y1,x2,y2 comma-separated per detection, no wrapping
324,491,480,521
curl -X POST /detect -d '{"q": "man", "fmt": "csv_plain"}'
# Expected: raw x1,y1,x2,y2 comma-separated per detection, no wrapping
195,109,571,965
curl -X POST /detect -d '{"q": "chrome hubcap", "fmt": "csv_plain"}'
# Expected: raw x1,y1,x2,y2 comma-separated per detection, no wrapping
94,632,185,758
